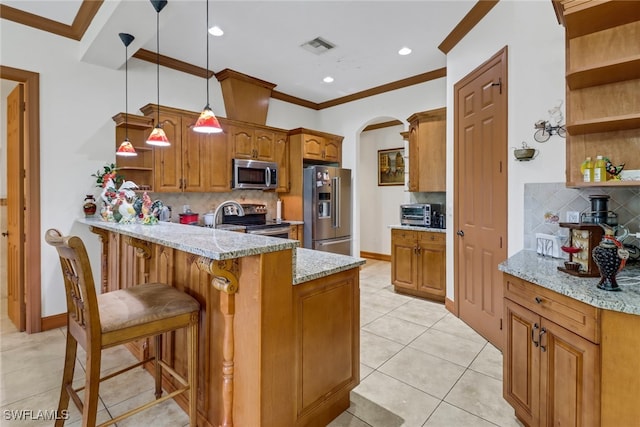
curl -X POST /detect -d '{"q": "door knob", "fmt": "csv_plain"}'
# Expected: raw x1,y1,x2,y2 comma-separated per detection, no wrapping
1,231,8,237
456,230,464,236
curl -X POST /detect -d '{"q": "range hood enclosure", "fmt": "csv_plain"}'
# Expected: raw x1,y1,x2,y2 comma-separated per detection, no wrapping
215,69,276,125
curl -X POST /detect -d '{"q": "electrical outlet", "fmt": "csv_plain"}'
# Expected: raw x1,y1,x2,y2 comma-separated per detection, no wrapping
567,211,580,223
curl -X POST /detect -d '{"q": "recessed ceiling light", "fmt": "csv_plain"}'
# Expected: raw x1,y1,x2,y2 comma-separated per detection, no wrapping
398,47,412,56
208,26,224,36
323,76,334,83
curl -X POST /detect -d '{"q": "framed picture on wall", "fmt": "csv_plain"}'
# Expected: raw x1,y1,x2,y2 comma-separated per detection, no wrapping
378,148,405,186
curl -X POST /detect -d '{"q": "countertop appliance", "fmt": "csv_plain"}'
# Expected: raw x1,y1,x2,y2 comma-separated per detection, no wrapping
400,203,444,228
232,159,278,190
222,203,290,238
303,166,352,255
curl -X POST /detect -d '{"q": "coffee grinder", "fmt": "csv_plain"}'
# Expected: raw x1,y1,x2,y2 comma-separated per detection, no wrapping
558,195,614,277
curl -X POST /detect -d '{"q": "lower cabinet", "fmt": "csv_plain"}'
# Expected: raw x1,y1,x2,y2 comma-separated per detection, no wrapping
391,228,445,301
503,273,640,427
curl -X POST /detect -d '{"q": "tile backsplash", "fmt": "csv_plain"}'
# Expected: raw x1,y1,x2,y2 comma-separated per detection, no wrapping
148,190,279,224
523,183,640,250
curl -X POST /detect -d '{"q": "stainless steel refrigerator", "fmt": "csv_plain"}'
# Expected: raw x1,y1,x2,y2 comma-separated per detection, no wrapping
303,166,352,255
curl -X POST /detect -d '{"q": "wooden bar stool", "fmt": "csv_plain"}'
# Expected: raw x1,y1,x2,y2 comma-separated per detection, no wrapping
45,229,199,427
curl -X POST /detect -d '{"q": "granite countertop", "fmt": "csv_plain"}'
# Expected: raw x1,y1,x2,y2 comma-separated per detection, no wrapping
389,224,446,233
294,248,366,285
499,250,640,315
78,218,363,285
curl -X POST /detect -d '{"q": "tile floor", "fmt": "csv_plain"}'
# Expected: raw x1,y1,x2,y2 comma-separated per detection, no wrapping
0,259,521,426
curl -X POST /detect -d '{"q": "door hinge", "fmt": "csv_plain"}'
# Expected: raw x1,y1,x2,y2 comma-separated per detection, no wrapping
492,78,502,94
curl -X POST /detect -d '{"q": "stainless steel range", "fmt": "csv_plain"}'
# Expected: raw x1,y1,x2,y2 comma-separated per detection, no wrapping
222,203,290,238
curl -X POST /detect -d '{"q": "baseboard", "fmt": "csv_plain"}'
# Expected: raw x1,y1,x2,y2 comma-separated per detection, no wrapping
445,297,457,316
41,313,66,331
360,251,391,262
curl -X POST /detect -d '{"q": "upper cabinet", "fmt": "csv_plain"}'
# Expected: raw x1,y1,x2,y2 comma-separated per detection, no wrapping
556,0,640,187
293,129,343,164
406,108,446,192
140,104,230,193
113,113,154,191
228,125,276,161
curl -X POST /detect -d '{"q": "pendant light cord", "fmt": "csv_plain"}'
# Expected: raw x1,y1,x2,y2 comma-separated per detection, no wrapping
125,41,129,141
205,0,210,106
156,10,160,126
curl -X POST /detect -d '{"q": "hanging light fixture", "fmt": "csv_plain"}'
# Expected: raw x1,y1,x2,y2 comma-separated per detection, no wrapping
146,0,170,146
117,32,137,157
192,0,223,134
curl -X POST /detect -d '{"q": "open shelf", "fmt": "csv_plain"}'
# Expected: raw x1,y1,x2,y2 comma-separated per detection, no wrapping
566,113,640,135
566,180,640,189
567,55,640,89
560,0,640,38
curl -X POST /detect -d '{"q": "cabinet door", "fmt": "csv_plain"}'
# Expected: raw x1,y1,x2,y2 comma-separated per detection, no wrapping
203,131,231,192
254,129,275,161
539,318,600,427
181,114,208,192
391,230,417,290
274,132,289,192
324,137,341,163
503,300,540,427
407,122,419,192
229,126,255,159
153,111,183,192
416,233,445,299
417,118,446,192
303,135,325,160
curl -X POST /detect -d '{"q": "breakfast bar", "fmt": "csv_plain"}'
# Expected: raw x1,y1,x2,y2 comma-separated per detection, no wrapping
78,218,364,427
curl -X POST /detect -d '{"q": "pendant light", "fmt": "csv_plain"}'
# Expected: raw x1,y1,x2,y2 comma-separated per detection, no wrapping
116,32,137,157
192,0,223,134
146,0,170,146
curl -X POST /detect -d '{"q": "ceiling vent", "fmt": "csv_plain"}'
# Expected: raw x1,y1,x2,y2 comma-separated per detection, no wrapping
301,37,336,55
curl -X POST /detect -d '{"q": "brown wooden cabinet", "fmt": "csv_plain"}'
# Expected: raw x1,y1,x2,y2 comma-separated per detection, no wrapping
141,104,230,193
391,229,445,301
112,113,154,190
503,273,640,426
281,128,344,221
555,1,640,187
406,108,446,192
228,125,276,161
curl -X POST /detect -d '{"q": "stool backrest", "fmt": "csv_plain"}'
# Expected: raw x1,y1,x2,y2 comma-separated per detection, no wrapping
45,229,101,340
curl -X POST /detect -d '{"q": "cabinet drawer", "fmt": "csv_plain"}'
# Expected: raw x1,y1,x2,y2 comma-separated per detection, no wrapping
504,274,599,343
418,231,445,244
392,229,417,241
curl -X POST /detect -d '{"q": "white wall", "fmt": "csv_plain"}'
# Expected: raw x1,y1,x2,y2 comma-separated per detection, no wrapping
359,124,407,255
0,19,318,317
444,0,566,298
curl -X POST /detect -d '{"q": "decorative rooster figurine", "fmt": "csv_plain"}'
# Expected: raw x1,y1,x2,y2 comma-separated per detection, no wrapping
605,157,625,180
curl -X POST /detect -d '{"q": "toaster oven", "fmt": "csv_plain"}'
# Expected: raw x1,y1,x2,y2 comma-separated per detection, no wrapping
400,203,443,228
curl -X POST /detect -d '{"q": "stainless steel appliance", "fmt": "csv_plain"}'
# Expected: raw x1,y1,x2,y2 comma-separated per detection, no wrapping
400,203,444,228
232,159,278,190
303,166,352,255
222,203,290,238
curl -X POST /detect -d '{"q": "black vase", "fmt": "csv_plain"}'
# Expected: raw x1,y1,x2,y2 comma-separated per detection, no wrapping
592,241,622,291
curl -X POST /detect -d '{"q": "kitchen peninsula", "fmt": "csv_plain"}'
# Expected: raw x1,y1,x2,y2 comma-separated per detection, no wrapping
78,218,364,427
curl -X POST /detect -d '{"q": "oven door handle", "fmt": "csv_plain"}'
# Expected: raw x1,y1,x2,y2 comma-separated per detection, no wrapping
246,227,290,236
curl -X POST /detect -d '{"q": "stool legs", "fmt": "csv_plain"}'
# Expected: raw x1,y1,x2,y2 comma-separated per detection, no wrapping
188,320,198,427
154,335,162,399
55,332,77,427
83,344,102,427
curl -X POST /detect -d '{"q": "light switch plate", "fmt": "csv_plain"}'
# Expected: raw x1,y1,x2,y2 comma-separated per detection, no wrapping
566,211,580,223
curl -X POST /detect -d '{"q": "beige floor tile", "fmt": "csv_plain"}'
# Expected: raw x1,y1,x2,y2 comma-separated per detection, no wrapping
469,343,503,381
0,334,67,374
96,366,156,408
444,370,521,427
350,371,439,427
327,410,372,427
423,402,497,427
362,315,427,345
360,306,386,328
431,314,488,345
360,292,409,315
387,299,448,327
360,331,403,369
0,327,65,353
108,390,190,427
360,364,374,381
409,328,486,368
378,347,465,399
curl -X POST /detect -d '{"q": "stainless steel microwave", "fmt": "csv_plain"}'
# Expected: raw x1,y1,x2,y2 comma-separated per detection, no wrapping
232,159,278,190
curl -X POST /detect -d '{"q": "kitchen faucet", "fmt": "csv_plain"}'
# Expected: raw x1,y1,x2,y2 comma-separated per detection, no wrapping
213,200,245,228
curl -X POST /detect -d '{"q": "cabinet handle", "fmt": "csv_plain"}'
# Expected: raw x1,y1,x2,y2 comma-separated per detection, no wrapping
413,244,419,255
534,296,543,304
539,327,547,352
531,323,539,347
